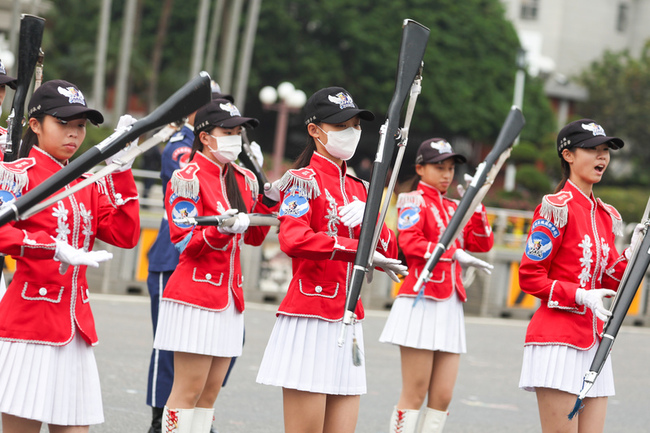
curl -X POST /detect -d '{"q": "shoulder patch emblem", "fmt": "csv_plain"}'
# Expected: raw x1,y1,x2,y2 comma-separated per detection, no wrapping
398,204,421,230
171,200,198,228
279,187,310,218
525,231,553,261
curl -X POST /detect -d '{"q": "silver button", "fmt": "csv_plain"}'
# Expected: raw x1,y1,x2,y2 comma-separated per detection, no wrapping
38,287,47,296
315,286,323,293
205,273,212,280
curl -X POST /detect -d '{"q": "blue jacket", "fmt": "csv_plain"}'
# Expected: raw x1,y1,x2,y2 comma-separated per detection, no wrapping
148,124,194,272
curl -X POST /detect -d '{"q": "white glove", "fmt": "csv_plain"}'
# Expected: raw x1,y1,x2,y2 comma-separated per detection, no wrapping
453,249,493,274
575,288,616,321
338,199,365,228
625,223,645,260
250,141,264,167
217,209,250,235
456,173,474,198
371,251,408,283
264,179,281,202
106,114,139,172
54,238,113,275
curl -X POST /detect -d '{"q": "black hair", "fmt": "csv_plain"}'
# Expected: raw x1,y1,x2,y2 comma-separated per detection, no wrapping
293,134,317,169
554,156,572,193
190,129,247,213
18,115,44,159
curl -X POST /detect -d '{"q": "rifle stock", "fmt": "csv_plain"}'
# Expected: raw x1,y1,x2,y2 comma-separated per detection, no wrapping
339,19,430,345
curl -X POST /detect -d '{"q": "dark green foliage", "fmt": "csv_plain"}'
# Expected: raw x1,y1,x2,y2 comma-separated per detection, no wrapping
515,164,550,194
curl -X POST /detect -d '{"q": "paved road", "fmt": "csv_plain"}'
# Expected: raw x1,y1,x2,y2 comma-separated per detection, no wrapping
10,294,650,432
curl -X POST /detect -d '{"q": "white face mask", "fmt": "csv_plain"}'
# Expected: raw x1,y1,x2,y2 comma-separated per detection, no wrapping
317,126,361,161
207,134,242,164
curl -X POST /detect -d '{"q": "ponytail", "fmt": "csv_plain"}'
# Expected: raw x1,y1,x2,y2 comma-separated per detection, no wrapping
554,155,572,193
18,115,44,159
293,136,317,169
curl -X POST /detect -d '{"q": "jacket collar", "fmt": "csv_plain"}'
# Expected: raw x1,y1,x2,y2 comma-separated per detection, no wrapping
310,151,348,181
565,179,596,209
30,146,66,172
417,181,445,205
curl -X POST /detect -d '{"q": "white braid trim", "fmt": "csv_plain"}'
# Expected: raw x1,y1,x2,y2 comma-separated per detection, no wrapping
171,172,200,199
277,170,320,199
396,191,424,209
0,165,28,195
540,198,568,228
611,214,623,237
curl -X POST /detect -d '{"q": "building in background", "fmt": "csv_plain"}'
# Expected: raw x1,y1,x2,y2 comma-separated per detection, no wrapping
501,0,650,126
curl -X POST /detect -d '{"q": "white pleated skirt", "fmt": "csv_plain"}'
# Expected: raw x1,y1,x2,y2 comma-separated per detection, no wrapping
256,315,366,395
154,299,244,357
0,333,103,425
519,343,615,397
379,294,466,354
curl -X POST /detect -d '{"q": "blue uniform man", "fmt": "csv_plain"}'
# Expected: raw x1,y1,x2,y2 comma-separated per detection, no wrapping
146,120,194,433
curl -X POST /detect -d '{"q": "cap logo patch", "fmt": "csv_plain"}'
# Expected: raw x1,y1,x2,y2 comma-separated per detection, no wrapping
581,122,605,137
0,61,6,75
58,86,86,105
430,140,452,154
328,92,355,110
219,102,241,117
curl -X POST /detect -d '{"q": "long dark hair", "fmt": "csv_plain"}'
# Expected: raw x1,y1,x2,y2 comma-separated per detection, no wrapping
18,115,44,159
190,130,247,213
554,154,572,193
293,134,317,169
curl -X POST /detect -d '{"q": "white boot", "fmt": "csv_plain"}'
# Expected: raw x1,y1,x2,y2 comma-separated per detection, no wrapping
416,407,447,433
389,406,420,433
191,407,215,433
162,406,195,433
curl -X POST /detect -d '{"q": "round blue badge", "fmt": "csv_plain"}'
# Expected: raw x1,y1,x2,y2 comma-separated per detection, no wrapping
280,194,309,218
172,201,198,228
398,205,421,230
0,189,17,207
525,231,553,261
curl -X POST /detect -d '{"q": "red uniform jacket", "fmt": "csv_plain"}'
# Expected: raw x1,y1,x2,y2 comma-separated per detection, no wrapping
519,180,628,350
276,152,398,322
0,146,140,346
163,151,277,312
396,181,494,301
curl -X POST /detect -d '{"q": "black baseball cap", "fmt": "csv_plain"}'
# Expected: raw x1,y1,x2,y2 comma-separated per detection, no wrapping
0,59,16,89
557,119,624,156
194,99,259,133
28,80,104,125
303,86,374,126
415,138,467,165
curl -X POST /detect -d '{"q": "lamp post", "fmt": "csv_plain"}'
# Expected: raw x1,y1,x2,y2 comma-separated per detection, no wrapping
259,82,306,180
504,47,527,192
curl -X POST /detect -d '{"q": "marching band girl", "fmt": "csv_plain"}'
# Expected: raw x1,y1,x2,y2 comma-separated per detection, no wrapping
380,138,494,433
256,86,406,433
0,80,140,432
153,99,276,433
518,119,632,432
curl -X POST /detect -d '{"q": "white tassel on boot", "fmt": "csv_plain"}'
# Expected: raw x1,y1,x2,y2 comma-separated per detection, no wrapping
162,406,195,433
191,407,215,433
389,406,420,433
416,407,447,433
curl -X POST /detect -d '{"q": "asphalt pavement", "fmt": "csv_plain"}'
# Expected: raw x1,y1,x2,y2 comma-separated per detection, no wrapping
9,293,650,433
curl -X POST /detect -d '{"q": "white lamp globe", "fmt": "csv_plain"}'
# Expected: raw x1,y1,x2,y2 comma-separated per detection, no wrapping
259,86,278,105
277,82,295,101
286,89,307,109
